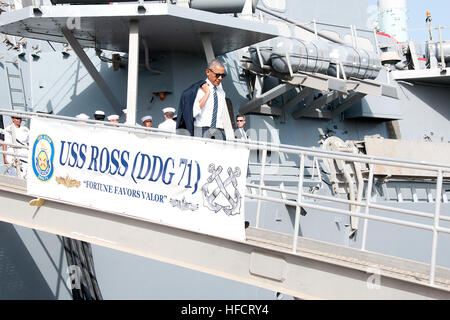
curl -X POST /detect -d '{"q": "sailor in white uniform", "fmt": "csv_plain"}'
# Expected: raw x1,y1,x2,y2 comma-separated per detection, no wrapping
158,107,176,133
76,113,90,120
4,115,29,178
107,114,120,123
94,110,105,121
75,113,90,124
141,115,153,128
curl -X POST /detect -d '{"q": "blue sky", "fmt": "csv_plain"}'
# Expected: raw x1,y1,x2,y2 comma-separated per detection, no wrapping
368,0,450,43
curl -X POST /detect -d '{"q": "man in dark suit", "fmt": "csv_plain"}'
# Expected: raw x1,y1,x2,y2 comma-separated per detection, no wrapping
176,59,227,139
0,115,4,141
234,114,249,140
176,80,206,136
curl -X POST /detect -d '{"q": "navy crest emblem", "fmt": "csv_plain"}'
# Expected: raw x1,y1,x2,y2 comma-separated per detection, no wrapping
32,134,55,182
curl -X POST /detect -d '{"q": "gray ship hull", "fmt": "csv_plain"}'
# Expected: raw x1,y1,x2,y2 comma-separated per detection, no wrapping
0,0,449,300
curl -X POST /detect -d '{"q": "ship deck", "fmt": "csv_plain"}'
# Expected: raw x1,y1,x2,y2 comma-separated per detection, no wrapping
0,3,279,54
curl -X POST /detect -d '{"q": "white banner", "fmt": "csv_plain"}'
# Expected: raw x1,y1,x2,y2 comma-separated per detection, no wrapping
27,118,249,241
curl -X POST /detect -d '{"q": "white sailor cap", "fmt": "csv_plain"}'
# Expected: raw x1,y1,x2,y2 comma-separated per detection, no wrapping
94,110,105,116
141,115,153,123
162,107,176,114
107,114,119,121
76,113,90,120
122,109,127,114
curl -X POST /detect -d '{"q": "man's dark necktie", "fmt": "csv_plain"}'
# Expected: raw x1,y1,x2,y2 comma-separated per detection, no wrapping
211,86,218,128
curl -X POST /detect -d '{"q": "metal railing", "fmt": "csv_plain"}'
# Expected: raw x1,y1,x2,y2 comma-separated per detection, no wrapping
0,121,28,176
1,109,450,288
245,141,450,287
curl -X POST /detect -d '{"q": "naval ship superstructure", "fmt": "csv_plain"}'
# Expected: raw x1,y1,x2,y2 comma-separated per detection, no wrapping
0,0,449,299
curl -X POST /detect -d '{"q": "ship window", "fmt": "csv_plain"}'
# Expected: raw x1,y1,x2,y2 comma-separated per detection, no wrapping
399,187,413,202
386,186,398,201
415,188,428,202
444,187,450,202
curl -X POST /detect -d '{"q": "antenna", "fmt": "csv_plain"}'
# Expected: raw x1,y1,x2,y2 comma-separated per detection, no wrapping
426,11,433,41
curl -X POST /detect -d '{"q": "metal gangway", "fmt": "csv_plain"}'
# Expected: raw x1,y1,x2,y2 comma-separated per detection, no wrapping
0,110,450,299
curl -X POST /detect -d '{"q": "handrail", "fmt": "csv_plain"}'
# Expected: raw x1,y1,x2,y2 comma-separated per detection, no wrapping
0,141,28,149
1,109,449,288
249,142,449,288
256,5,348,45
246,182,450,222
2,108,450,170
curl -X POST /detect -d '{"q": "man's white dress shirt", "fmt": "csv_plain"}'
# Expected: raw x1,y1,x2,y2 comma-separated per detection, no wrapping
158,119,176,133
192,78,226,129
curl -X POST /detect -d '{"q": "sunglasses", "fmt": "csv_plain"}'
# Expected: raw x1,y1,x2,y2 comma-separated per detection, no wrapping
208,69,227,79
236,119,245,122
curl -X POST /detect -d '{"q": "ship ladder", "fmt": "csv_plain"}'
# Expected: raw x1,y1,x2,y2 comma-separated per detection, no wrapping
3,58,27,112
